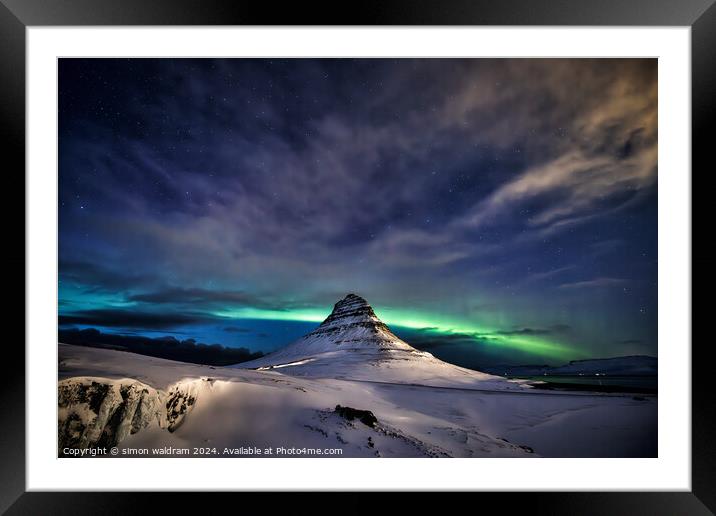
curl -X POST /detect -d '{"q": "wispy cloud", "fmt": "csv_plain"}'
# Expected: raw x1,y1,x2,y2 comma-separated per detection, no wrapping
496,324,571,336
525,265,576,283
558,277,627,290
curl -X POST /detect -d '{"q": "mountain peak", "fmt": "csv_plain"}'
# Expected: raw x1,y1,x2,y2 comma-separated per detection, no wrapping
341,293,368,303
234,294,421,370
334,293,371,311
291,293,420,352
316,293,383,333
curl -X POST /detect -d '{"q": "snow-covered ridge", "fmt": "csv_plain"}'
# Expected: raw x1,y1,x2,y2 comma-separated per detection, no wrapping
486,355,657,377
552,356,657,375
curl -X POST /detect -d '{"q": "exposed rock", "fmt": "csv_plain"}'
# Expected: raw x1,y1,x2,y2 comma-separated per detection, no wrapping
58,378,166,453
312,294,391,337
334,404,378,428
58,377,203,453
166,382,199,432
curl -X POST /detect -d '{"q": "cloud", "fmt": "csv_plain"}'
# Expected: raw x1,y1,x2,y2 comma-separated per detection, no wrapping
222,326,253,333
558,277,627,290
59,309,213,329
459,147,655,232
59,327,263,366
525,265,576,283
496,324,571,336
59,259,159,293
128,288,289,311
401,330,491,351
618,339,643,345
452,60,657,235
591,239,624,255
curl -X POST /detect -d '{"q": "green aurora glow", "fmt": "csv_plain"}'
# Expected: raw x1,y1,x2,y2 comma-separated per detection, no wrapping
214,306,579,361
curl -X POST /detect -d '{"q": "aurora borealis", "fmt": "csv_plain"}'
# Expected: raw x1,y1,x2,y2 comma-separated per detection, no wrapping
58,58,657,367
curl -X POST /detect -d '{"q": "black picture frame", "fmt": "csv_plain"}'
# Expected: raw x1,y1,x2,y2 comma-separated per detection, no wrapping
2,0,711,513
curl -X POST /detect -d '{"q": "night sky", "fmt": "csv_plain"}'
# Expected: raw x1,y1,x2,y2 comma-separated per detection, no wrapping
58,58,657,368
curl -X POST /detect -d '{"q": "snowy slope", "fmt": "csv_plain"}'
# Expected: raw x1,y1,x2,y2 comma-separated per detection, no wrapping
234,294,523,389
58,343,657,458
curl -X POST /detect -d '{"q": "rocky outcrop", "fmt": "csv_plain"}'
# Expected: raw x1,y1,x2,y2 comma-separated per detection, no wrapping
334,405,378,428
58,377,206,454
58,378,166,453
310,294,392,338
166,380,201,432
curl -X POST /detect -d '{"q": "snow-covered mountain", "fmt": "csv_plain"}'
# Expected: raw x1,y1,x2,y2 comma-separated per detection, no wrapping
240,293,417,359
234,294,520,389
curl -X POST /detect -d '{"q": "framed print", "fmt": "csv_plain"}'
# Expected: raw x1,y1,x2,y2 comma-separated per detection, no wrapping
3,0,712,513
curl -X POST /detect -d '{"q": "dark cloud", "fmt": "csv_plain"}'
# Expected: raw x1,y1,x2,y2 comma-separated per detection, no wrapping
222,326,253,333
618,339,643,345
59,328,263,366
496,324,571,336
399,328,496,351
59,259,159,293
59,309,212,329
128,287,288,311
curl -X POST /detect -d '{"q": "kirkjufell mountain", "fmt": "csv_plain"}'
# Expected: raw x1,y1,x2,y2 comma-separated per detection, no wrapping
238,293,416,361
235,294,521,390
